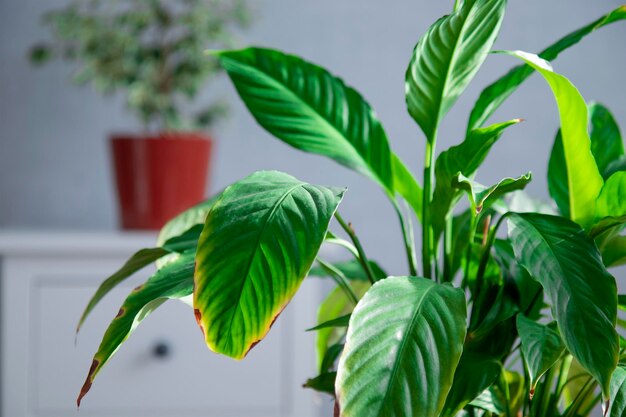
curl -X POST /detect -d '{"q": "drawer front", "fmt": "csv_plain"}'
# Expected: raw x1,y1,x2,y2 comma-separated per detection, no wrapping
1,256,324,417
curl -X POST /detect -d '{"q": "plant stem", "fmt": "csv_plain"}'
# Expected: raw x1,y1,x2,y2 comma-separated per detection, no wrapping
335,212,377,284
563,377,595,417
316,258,359,304
538,366,557,417
453,0,462,11
392,200,418,276
442,215,453,282
556,355,573,400
422,137,436,279
578,392,602,416
463,212,477,286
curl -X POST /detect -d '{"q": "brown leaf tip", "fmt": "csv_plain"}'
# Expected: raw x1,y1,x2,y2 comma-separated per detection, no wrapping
334,397,341,417
77,359,99,408
194,309,205,338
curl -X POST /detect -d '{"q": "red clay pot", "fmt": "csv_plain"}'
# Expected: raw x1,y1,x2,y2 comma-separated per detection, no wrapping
110,132,212,230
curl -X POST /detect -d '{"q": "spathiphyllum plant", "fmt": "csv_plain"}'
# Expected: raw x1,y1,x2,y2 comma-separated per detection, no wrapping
76,2,626,416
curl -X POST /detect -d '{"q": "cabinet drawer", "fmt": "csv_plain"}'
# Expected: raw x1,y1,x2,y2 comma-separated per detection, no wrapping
1,254,323,417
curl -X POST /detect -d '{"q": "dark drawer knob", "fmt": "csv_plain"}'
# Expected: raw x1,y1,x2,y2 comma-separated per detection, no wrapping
152,341,171,359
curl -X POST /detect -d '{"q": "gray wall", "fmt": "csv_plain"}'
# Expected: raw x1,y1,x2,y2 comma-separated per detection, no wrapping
1,0,625,273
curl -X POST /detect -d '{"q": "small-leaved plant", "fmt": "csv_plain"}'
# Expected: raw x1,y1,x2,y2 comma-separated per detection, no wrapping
76,2,626,416
31,0,251,130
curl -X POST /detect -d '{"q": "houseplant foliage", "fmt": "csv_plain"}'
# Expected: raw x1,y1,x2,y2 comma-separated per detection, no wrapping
31,0,251,130
76,2,626,416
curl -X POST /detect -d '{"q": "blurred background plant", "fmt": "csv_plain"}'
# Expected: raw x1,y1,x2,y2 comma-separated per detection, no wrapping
29,0,252,131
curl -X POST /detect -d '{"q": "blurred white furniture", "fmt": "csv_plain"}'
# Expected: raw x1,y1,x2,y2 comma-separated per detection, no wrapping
0,231,326,417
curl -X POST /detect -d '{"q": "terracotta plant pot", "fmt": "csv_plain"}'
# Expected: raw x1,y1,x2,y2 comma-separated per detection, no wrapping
110,132,212,230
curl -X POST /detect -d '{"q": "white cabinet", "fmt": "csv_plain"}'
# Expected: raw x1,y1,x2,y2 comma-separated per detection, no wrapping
0,232,327,417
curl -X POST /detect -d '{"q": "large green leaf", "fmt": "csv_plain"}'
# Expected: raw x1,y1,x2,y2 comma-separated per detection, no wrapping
507,213,618,398
335,276,467,417
504,51,604,227
405,0,506,142
516,315,565,395
77,250,196,406
608,366,626,417
453,172,532,214
193,171,345,359
440,352,502,417
596,171,626,220
432,119,521,241
548,103,623,218
215,47,404,196
468,6,626,130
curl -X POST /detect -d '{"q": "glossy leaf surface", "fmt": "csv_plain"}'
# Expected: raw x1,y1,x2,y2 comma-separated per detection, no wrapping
77,250,196,406
432,119,521,239
216,47,396,193
516,315,565,394
507,213,618,397
194,171,345,359
468,6,626,130
504,51,603,227
607,366,626,417
405,0,506,141
335,276,467,417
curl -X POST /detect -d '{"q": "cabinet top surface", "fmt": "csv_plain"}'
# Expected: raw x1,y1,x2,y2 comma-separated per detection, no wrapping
0,230,158,256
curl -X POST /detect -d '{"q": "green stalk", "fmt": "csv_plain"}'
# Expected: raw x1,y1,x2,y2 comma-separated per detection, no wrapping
442,215,453,282
463,211,478,286
556,374,592,400
578,392,602,417
392,200,418,276
335,212,377,284
563,377,595,417
422,137,436,279
556,355,573,400
535,366,557,417
474,213,513,301
316,258,359,304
